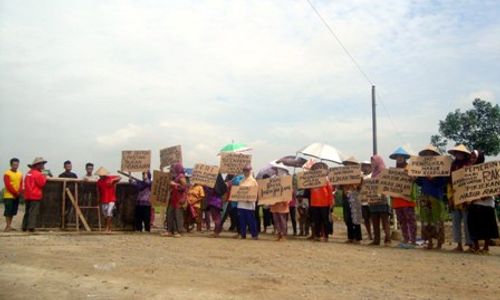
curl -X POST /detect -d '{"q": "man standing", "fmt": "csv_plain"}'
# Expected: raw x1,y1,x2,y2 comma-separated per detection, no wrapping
59,160,77,179
83,163,97,181
23,157,48,232
3,158,23,232
96,167,120,233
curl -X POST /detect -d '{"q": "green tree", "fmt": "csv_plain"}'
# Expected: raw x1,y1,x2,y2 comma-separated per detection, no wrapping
431,98,500,156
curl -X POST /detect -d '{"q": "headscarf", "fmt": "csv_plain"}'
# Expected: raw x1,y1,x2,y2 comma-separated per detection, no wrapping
172,163,185,182
136,171,152,191
370,155,386,179
214,173,228,197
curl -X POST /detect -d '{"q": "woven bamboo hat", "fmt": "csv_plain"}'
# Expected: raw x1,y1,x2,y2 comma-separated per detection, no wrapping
418,145,441,156
95,167,110,177
28,157,47,168
448,144,471,156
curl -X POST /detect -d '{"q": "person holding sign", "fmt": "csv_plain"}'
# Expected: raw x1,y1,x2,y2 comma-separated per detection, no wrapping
96,167,121,234
234,164,259,240
414,145,448,250
448,144,473,252
185,183,205,232
163,163,187,238
309,162,334,242
204,174,228,237
368,155,391,246
360,161,373,240
341,157,362,244
129,171,152,232
466,150,499,254
389,152,417,249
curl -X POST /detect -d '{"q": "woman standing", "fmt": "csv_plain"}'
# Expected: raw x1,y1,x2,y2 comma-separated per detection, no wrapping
448,144,473,252
235,164,259,240
271,197,290,241
163,163,187,237
360,161,373,240
309,162,333,242
368,155,391,246
467,150,499,254
205,173,227,238
415,145,448,250
130,171,152,232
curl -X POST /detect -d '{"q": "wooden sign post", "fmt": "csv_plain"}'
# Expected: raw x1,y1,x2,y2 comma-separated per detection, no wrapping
360,178,379,204
296,169,328,189
219,153,252,174
191,164,220,188
376,168,413,200
121,150,151,172
408,155,452,177
160,145,182,169
229,185,259,202
452,160,500,205
150,170,171,206
329,165,362,186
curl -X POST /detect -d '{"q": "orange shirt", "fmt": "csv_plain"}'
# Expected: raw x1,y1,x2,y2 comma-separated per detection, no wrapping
310,183,333,207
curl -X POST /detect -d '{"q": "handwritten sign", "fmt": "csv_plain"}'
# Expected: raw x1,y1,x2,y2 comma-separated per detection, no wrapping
376,168,413,200
191,164,219,188
219,152,252,174
408,155,452,177
150,170,171,206
452,161,500,204
229,185,259,202
329,165,362,185
160,145,182,169
257,176,293,205
360,178,379,204
121,150,151,172
296,169,328,189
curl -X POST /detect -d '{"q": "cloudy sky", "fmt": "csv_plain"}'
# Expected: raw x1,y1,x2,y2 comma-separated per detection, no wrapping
1,0,499,178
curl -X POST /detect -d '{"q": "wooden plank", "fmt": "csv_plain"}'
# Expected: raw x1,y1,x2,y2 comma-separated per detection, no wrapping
66,188,91,232
61,181,67,229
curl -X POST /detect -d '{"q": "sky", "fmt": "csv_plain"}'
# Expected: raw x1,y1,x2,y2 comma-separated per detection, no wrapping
1,0,499,180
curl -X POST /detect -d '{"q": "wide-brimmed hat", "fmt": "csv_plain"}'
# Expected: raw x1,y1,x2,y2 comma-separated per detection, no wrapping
448,144,471,156
28,157,47,168
418,144,441,156
342,156,360,165
242,164,252,171
389,146,411,160
95,167,110,177
360,160,371,166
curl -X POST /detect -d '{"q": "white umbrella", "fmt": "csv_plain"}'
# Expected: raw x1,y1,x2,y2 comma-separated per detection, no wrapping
297,142,343,164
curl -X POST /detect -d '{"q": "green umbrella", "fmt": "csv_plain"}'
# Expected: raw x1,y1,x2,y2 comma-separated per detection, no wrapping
218,142,252,154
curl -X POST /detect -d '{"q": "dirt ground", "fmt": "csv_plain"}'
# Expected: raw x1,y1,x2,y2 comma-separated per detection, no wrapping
1,208,499,300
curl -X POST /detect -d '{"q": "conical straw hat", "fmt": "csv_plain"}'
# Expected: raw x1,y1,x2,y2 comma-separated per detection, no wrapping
95,167,110,177
447,144,471,156
342,156,359,165
418,145,441,156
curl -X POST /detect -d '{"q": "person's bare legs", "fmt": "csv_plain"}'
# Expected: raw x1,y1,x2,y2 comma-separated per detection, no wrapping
4,216,13,231
105,217,112,233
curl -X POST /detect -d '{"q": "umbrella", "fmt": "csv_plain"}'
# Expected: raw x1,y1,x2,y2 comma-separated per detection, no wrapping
256,161,289,179
276,155,307,168
297,142,343,164
218,142,252,155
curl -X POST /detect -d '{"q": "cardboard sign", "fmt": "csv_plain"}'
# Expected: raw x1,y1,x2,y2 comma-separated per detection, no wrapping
121,150,151,172
257,176,293,205
376,168,413,200
329,165,362,185
160,145,182,169
150,170,171,206
219,152,252,174
229,185,258,202
452,161,500,205
191,164,219,188
296,169,328,189
408,155,452,177
360,178,379,204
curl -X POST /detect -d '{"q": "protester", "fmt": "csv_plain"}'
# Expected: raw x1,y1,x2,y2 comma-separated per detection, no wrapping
369,155,391,246
289,189,298,236
130,171,152,232
389,151,417,249
83,163,97,181
204,174,227,237
309,162,333,242
360,160,373,240
58,160,77,178
448,144,473,252
297,189,310,236
3,158,23,232
22,157,48,232
258,175,274,234
186,182,205,232
415,145,448,250
341,157,362,244
235,164,259,240
163,163,187,237
96,167,120,233
220,174,237,231
271,197,290,241
467,150,499,254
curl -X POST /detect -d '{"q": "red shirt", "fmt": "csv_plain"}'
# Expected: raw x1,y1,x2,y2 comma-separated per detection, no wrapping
170,176,187,209
97,176,119,203
24,169,47,201
310,183,333,207
392,197,416,208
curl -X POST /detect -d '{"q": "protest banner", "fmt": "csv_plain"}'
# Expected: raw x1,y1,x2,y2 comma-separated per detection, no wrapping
408,155,452,177
328,165,362,185
160,145,182,169
296,169,328,189
257,175,293,205
229,185,259,202
191,164,219,188
121,150,151,172
376,168,413,200
360,178,379,204
150,170,170,206
452,160,500,205
219,152,252,174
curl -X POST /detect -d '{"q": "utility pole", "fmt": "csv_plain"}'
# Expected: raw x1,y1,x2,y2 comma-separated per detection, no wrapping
372,85,377,155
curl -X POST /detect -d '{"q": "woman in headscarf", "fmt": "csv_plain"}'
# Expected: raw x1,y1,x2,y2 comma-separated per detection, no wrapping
130,171,152,232
308,162,334,242
234,164,259,239
467,150,499,254
415,145,448,250
448,144,473,252
360,161,373,240
162,163,187,237
204,173,227,238
368,155,391,246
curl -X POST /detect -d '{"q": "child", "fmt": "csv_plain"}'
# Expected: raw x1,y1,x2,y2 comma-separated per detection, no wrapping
96,167,121,233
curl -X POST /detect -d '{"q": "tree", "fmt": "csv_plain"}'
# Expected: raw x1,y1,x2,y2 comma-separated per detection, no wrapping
431,98,500,156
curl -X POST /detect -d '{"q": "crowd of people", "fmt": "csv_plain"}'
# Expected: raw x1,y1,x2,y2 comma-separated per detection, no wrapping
2,144,499,254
